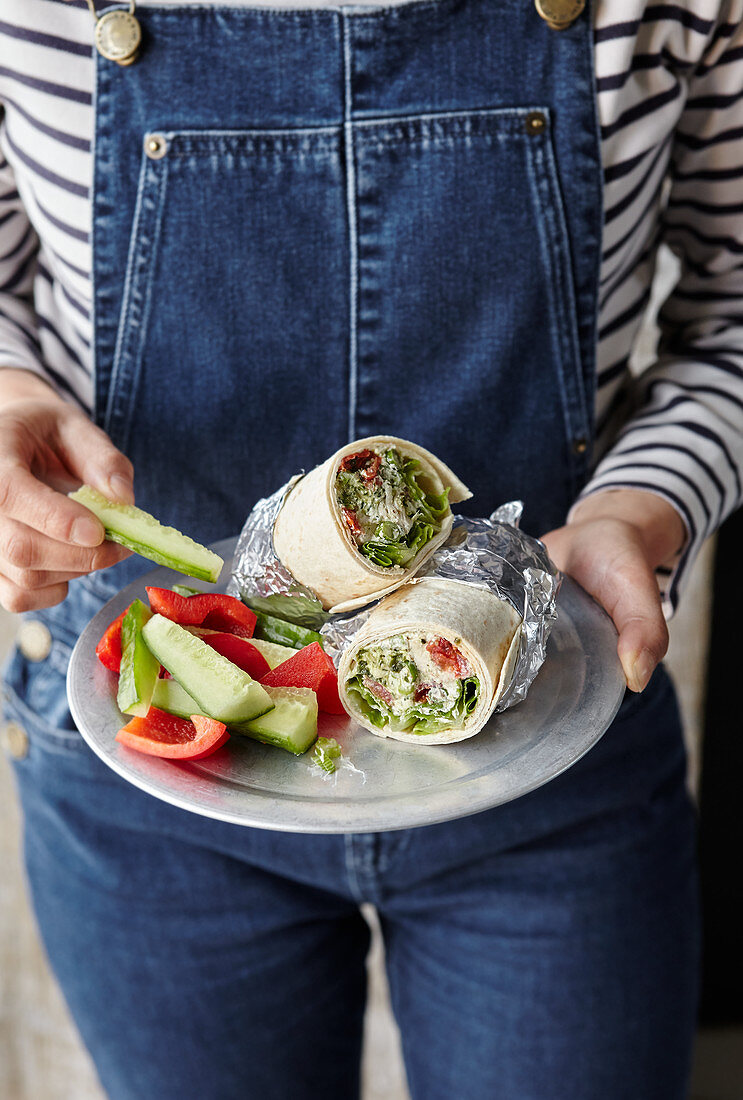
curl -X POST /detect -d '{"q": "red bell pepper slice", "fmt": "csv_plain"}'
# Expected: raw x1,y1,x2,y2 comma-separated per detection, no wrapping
115,707,229,760
260,642,344,715
145,587,257,639
95,606,129,673
202,633,270,679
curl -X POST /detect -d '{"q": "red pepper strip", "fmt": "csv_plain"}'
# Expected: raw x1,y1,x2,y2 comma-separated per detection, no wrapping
95,606,129,673
260,642,344,715
115,707,229,760
202,633,270,679
146,587,257,639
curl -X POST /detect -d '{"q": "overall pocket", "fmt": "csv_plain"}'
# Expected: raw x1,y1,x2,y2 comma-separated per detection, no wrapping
102,126,352,538
0,581,111,759
349,106,591,527
1,632,81,759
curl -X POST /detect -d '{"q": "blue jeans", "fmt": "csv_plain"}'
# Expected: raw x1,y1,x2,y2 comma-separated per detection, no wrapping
5,584,699,1099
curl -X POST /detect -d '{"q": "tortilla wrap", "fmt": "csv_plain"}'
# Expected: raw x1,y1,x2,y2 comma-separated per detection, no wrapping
272,437,471,613
338,577,522,745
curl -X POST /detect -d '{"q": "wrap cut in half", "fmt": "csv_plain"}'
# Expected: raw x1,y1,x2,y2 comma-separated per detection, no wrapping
272,437,471,613
338,577,523,745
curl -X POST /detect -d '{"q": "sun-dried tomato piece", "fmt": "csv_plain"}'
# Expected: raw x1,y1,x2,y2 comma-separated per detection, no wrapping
340,449,381,481
340,449,374,472
359,454,381,481
341,508,363,537
426,637,471,677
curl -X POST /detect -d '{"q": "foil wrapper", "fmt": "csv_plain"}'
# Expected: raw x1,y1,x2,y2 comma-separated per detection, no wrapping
228,479,329,628
229,484,560,712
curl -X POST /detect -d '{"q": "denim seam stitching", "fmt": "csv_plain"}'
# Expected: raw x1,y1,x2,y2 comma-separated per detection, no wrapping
104,152,169,448
344,835,365,903
342,11,358,443
353,106,546,130
524,131,590,482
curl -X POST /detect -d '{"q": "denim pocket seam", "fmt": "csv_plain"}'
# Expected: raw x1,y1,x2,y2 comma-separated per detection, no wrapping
2,639,83,756
524,130,591,494
2,686,84,756
104,149,170,452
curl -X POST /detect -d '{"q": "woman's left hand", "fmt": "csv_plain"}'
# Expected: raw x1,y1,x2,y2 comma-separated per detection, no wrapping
540,489,686,693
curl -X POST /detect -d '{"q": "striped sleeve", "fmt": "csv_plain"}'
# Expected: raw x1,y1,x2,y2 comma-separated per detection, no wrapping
576,8,743,615
0,133,46,381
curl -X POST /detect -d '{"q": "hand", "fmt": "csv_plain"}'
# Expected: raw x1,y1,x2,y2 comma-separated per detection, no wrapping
0,370,135,613
540,490,686,693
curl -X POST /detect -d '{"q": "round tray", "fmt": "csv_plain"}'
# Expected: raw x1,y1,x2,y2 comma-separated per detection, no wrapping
67,538,625,833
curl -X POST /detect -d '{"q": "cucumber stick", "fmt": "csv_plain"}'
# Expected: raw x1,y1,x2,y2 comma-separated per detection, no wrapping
152,657,318,754
248,637,298,669
151,677,202,720
253,611,323,651
69,486,223,583
231,686,318,755
142,615,273,723
117,599,160,718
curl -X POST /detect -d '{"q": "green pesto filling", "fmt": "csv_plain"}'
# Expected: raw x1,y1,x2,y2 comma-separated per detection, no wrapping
335,448,449,569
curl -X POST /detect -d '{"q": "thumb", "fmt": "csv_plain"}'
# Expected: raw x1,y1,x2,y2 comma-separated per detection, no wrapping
55,409,135,504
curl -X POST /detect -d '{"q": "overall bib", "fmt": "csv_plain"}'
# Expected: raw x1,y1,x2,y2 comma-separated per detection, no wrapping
3,3,698,1097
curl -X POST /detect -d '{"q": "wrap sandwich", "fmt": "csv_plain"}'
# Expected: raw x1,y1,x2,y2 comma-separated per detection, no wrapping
338,577,522,745
272,437,471,613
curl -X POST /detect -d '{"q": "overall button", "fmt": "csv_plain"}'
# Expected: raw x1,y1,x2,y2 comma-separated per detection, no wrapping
535,0,586,31
17,620,52,662
1,721,29,760
92,5,142,67
145,134,168,160
525,112,547,136
572,436,588,455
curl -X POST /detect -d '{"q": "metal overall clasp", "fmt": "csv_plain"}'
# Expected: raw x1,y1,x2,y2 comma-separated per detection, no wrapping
87,0,142,67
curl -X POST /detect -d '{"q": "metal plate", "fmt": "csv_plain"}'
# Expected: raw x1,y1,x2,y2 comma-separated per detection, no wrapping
67,538,625,833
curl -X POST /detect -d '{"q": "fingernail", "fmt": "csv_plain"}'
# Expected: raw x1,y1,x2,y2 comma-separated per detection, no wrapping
628,648,656,693
107,475,134,504
72,516,103,547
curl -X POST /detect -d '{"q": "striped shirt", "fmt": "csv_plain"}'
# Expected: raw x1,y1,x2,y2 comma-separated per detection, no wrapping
1,0,742,613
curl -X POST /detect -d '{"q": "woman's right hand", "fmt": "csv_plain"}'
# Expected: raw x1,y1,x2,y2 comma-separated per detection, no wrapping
0,369,135,613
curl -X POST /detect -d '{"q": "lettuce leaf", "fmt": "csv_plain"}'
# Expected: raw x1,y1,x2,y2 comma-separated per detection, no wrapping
357,450,450,568
346,675,480,735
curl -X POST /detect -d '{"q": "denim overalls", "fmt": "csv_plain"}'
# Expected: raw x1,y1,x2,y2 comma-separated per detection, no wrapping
3,2,698,1097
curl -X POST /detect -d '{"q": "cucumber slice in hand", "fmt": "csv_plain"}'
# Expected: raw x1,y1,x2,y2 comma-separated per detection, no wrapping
69,486,223,583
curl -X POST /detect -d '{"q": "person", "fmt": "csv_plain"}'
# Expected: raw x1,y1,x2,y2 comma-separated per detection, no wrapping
0,0,741,1096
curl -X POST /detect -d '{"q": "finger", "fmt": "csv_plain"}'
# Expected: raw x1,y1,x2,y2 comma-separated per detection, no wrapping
0,516,131,574
0,573,69,614
606,555,669,693
0,465,112,546
54,412,134,503
1,566,94,592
